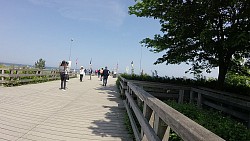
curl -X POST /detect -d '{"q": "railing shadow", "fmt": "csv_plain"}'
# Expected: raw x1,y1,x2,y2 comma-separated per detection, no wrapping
89,84,132,141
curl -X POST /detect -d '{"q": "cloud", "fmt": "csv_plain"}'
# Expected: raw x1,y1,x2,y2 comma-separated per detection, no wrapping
28,0,127,27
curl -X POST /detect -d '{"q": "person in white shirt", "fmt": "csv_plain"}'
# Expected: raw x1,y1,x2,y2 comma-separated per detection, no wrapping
79,66,85,82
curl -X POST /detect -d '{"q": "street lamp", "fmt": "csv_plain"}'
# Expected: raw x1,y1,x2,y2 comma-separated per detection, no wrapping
140,45,142,74
69,38,73,61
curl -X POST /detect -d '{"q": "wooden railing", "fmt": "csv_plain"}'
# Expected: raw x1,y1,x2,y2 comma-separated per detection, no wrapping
0,68,76,85
129,80,250,128
118,76,226,141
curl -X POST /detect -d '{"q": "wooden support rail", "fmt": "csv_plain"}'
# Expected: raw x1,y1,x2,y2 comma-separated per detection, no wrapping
119,76,225,141
119,77,250,129
0,68,76,85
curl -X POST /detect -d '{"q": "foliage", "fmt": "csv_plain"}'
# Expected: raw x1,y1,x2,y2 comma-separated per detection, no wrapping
165,100,250,141
0,64,5,68
124,113,136,141
226,72,250,87
3,75,58,87
116,76,121,93
35,58,46,69
129,0,250,86
120,73,250,96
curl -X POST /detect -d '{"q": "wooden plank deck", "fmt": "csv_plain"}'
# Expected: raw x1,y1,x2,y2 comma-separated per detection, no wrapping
0,76,132,141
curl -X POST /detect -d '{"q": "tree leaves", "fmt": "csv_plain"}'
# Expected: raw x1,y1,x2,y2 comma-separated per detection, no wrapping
35,58,45,69
129,0,250,85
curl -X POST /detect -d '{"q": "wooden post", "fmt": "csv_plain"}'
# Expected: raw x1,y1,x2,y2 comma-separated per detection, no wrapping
0,69,4,85
248,113,250,129
137,97,143,110
178,89,184,104
1,69,4,81
197,93,203,108
10,69,13,81
153,114,169,140
142,103,153,139
16,70,20,80
189,90,194,103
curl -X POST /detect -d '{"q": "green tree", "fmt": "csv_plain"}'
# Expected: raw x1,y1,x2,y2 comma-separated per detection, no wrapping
35,58,45,69
129,0,250,87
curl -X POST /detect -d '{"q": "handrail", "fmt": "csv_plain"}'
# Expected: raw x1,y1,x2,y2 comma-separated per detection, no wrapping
119,76,225,141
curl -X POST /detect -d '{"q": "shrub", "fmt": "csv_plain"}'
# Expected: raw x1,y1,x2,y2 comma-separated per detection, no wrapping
165,100,250,141
120,74,250,96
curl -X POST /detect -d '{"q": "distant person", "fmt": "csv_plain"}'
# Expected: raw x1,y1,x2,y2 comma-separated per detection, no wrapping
79,66,85,82
95,69,98,76
84,68,87,75
65,61,70,81
97,69,100,78
59,60,67,91
89,68,93,80
102,66,110,86
100,68,104,81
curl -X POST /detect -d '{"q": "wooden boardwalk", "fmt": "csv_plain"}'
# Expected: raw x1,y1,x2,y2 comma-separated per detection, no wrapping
0,76,132,141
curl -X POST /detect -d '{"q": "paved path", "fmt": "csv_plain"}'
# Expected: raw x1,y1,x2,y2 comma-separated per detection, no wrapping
0,76,132,141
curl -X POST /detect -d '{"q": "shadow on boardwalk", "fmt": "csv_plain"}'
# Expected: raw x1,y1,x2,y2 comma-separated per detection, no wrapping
90,84,133,141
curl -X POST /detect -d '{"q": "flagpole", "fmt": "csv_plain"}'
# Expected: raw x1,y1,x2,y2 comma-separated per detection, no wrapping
75,58,78,71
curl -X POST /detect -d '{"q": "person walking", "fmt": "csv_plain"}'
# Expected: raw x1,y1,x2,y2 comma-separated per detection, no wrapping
102,66,110,86
97,69,100,78
79,66,85,82
100,68,104,81
59,60,67,91
65,61,70,81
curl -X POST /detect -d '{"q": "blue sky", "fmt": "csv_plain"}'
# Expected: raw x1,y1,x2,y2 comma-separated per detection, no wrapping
0,0,218,78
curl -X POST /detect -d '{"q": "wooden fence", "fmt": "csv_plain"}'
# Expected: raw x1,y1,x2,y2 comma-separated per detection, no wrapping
0,68,76,85
129,80,250,128
118,76,226,141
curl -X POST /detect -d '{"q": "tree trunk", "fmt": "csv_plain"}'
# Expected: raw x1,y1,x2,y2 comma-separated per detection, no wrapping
217,64,228,89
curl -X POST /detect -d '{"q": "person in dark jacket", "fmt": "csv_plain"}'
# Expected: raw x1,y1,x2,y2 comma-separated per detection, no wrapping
102,66,110,86
59,60,67,91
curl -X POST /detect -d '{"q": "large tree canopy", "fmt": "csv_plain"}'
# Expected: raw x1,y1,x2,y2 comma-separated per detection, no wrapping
129,0,250,86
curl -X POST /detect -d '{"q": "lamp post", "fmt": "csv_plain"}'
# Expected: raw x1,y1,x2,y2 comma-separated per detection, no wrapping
131,61,134,74
140,45,142,74
69,38,73,61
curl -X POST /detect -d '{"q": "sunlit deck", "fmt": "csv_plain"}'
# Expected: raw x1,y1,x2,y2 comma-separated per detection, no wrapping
0,76,131,141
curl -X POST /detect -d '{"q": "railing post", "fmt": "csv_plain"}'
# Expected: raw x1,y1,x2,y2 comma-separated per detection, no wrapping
154,114,170,141
1,69,4,80
120,78,127,99
16,70,20,81
10,69,13,81
190,90,194,103
197,93,203,108
178,89,184,104
248,113,250,129
0,69,4,86
142,103,153,139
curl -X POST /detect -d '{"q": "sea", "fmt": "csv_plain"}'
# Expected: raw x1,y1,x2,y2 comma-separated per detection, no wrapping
0,62,57,70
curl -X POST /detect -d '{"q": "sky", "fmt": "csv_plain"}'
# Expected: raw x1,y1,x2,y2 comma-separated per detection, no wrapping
0,0,218,78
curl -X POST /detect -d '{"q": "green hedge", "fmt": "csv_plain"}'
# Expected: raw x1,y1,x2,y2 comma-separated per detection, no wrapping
165,100,250,141
120,74,250,96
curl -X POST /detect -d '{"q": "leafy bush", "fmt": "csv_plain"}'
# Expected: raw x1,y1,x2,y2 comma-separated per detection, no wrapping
124,113,136,141
165,100,250,141
225,72,250,95
120,73,250,96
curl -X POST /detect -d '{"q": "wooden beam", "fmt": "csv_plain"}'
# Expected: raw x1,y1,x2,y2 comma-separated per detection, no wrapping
125,91,161,141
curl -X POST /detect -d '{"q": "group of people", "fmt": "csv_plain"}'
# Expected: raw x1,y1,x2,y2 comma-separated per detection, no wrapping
99,67,110,86
59,60,110,90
